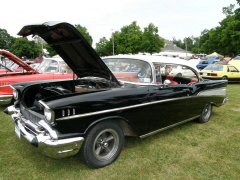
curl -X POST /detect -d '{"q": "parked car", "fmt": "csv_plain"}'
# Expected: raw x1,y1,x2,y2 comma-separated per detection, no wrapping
196,56,218,70
0,60,11,69
228,57,240,70
200,64,240,82
29,63,41,70
168,64,197,77
232,55,240,60
0,49,37,75
4,22,228,169
0,57,74,105
0,60,34,73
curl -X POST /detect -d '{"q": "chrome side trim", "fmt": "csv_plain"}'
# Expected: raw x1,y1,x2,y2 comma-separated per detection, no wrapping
56,96,192,121
197,87,227,96
140,115,200,138
0,85,10,87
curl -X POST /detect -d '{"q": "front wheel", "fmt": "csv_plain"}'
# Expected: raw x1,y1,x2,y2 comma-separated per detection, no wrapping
176,73,182,77
196,104,212,123
80,121,124,169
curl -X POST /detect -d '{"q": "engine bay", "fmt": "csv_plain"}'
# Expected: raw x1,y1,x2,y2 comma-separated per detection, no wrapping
22,77,116,112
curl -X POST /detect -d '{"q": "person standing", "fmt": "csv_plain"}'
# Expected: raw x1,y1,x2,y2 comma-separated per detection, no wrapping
34,54,44,63
165,65,172,75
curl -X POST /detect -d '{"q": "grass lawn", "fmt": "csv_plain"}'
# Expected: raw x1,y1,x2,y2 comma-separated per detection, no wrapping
0,84,239,180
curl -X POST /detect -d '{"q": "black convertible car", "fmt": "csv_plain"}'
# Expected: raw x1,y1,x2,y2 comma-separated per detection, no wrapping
4,22,228,169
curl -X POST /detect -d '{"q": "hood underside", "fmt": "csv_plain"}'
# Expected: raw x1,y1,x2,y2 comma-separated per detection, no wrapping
17,21,119,85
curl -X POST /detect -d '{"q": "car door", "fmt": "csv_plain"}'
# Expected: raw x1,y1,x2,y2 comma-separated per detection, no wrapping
227,66,240,81
148,84,191,132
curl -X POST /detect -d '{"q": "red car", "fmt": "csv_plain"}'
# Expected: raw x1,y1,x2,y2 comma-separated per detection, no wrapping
0,50,75,105
0,49,37,75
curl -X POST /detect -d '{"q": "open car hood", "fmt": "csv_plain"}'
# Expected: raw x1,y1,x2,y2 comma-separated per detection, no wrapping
206,56,217,64
0,49,39,73
18,21,119,85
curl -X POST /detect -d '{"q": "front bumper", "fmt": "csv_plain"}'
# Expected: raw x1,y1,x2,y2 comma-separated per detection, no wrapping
7,105,84,159
0,95,13,105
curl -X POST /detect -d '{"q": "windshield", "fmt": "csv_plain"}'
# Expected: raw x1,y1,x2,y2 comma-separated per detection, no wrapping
233,56,240,60
103,58,152,83
204,64,224,71
37,59,73,73
0,61,14,68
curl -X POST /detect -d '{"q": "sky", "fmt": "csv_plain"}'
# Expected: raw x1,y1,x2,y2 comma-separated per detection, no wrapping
0,0,238,47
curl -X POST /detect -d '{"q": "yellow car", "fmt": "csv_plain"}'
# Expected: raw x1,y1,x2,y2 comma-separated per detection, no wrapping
228,58,240,69
200,64,240,82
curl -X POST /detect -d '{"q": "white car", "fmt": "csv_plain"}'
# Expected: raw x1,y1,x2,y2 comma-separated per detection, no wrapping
166,65,197,78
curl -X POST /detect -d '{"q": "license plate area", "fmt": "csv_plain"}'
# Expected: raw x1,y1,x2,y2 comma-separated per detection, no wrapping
203,73,207,76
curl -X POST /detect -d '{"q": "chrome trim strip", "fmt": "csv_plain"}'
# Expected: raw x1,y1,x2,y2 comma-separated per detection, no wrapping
197,87,227,96
0,85,10,87
140,115,200,138
56,96,192,121
39,100,50,109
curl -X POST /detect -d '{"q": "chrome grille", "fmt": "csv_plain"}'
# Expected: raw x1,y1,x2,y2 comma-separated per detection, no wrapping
20,104,44,124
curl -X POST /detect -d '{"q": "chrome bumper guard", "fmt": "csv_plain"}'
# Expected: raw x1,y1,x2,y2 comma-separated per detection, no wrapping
8,106,84,159
223,97,228,105
0,95,13,105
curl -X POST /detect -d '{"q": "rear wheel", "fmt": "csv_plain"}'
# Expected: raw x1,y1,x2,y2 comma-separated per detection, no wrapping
80,121,124,169
196,104,212,123
222,76,228,80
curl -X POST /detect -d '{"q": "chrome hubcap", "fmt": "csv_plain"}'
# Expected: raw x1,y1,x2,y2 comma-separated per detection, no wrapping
203,105,211,120
93,129,119,161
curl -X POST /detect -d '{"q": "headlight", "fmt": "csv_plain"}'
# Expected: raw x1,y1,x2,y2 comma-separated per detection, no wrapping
44,108,55,123
44,108,52,121
13,89,19,100
40,100,55,124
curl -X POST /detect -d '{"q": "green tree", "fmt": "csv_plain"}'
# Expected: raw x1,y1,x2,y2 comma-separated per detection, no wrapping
10,37,41,59
142,23,164,55
115,21,143,54
191,37,200,54
0,29,15,50
45,44,57,57
172,37,184,49
198,4,240,56
75,24,93,46
95,37,112,56
183,36,196,52
223,4,235,15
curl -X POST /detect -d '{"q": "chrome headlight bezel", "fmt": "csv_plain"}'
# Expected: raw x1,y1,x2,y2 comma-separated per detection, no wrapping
13,89,19,100
39,100,55,124
10,85,19,100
